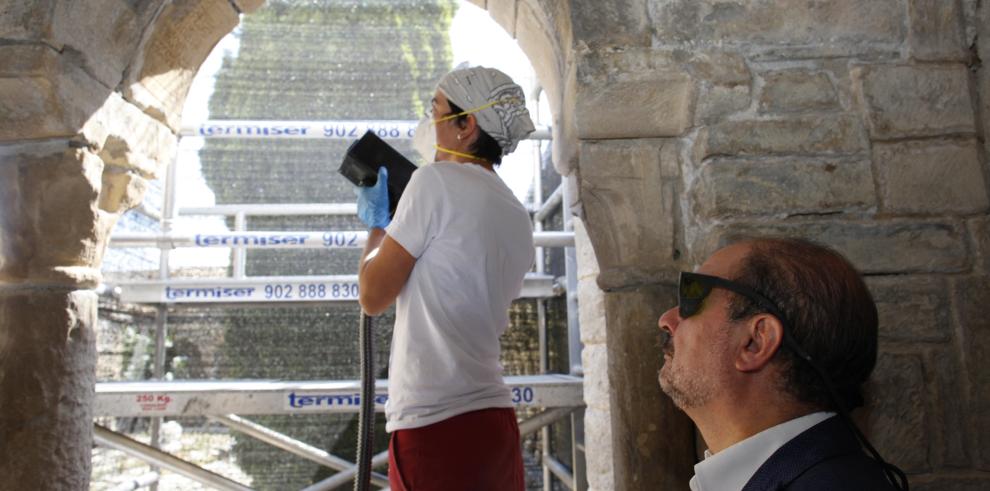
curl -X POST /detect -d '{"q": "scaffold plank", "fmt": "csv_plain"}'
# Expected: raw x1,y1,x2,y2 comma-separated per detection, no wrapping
112,273,556,304
94,375,583,417
109,230,574,249
178,120,551,141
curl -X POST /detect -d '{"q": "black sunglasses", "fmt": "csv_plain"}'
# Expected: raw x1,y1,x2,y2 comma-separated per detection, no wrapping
679,272,786,320
678,271,811,363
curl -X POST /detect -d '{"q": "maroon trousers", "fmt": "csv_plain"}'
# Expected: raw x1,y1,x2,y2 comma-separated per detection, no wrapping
388,407,524,491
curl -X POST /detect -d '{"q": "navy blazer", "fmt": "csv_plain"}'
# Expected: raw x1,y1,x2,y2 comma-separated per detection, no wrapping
741,416,901,491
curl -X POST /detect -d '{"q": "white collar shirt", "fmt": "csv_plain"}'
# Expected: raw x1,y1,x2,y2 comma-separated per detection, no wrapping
689,411,836,491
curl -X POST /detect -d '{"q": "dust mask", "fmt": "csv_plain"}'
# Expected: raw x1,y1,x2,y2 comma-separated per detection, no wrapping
411,116,436,164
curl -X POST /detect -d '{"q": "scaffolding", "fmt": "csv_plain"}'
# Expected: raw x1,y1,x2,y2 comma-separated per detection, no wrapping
96,119,586,490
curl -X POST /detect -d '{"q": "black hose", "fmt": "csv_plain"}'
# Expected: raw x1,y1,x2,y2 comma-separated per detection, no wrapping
354,312,375,491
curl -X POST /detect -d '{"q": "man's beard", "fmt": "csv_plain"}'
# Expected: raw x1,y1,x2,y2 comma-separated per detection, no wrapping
658,331,717,410
660,363,715,410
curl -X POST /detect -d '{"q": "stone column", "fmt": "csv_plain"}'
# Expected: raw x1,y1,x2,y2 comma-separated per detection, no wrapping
0,288,99,489
575,136,696,489
0,16,122,484
0,144,108,488
565,23,709,482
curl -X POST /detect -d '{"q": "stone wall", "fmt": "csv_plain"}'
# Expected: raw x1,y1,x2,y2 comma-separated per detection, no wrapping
556,0,990,489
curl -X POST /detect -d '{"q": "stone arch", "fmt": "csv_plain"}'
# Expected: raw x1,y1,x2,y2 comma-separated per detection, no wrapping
0,1,259,488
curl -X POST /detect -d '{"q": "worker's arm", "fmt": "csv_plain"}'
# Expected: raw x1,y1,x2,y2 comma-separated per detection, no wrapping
353,167,417,315
358,228,416,315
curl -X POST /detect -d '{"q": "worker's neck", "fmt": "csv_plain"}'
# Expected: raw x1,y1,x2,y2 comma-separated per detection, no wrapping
689,393,818,455
453,157,494,172
437,150,494,172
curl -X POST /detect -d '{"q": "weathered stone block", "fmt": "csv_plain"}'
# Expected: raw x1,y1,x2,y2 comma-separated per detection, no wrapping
705,220,969,274
0,289,97,490
604,285,694,489
862,352,930,473
690,157,875,219
954,276,990,470
1,1,165,89
698,114,867,159
929,348,972,467
575,77,694,139
232,0,266,14
99,166,149,214
853,64,976,139
0,147,105,286
688,50,754,124
578,46,748,87
123,0,239,130
0,0,56,40
0,45,110,142
516,0,564,101
0,43,55,77
574,48,697,139
913,478,990,491
819,58,859,110
683,50,750,87
583,407,615,490
874,139,989,215
487,0,516,37
758,69,839,114
574,218,608,345
578,140,681,289
573,217,600,281
579,277,606,345
49,0,148,89
980,0,990,162
695,84,751,125
85,92,177,180
650,0,905,54
582,344,610,410
554,62,580,176
968,216,990,274
908,0,968,61
0,77,62,138
571,0,650,48
865,276,952,342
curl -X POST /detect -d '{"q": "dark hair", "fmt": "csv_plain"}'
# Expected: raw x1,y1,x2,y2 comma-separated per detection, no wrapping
727,237,879,411
447,101,503,166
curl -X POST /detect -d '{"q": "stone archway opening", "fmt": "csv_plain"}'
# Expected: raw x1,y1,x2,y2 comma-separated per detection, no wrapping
85,3,607,491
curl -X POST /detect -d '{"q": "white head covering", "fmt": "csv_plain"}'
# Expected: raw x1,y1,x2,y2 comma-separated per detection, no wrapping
436,65,535,156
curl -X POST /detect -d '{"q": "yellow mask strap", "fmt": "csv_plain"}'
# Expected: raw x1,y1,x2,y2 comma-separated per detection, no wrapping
434,145,490,164
432,96,523,125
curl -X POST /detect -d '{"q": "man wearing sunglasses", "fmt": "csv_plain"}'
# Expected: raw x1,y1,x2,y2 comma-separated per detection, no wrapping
658,238,906,491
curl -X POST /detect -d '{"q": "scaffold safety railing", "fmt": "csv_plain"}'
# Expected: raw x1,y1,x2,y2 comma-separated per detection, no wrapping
95,117,586,491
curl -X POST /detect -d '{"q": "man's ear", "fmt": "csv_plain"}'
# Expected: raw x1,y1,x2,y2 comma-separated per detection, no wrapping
735,314,785,372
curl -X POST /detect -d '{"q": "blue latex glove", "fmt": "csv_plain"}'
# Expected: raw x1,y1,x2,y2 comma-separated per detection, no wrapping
355,167,391,229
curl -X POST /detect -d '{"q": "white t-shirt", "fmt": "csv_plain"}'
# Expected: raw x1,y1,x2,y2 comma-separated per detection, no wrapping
383,162,535,432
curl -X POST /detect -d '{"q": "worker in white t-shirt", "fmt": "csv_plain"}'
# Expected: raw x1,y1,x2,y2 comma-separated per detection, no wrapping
355,65,536,491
